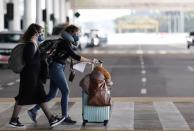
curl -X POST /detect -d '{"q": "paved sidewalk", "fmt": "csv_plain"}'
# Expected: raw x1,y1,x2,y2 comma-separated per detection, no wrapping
1,97,194,131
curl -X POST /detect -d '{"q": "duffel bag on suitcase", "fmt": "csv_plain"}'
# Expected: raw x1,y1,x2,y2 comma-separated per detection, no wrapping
80,61,112,126
88,78,111,106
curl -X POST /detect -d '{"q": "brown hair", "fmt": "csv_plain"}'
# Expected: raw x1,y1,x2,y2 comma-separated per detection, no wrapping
22,23,43,42
93,66,111,80
65,25,79,34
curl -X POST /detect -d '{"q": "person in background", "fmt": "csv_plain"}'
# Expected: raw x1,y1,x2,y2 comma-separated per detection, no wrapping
9,23,65,128
28,25,98,124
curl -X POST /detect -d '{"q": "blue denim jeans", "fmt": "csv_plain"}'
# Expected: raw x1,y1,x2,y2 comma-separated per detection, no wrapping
31,62,69,117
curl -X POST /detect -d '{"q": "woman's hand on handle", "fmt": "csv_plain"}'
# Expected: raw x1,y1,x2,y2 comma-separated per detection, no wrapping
80,56,100,64
80,56,93,63
91,58,99,64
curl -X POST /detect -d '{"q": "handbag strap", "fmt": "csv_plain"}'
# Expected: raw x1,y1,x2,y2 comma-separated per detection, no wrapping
70,59,73,70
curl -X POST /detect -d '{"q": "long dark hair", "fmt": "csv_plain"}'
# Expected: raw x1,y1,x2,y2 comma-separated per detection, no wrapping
22,23,43,42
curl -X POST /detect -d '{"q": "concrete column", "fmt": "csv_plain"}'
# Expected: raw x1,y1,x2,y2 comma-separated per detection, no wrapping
53,0,60,25
45,0,53,34
177,13,180,32
173,14,177,32
179,11,184,32
0,0,4,31
59,0,66,23
176,13,179,32
23,0,32,30
168,14,172,33
72,9,76,24
65,0,70,22
155,23,159,32
9,0,20,31
176,13,179,33
36,0,43,25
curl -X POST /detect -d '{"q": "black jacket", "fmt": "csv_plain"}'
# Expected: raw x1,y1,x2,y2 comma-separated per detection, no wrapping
50,40,81,64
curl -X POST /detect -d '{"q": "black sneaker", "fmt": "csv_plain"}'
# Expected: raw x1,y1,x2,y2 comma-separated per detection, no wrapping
49,115,65,127
27,109,37,123
9,117,25,128
63,116,76,124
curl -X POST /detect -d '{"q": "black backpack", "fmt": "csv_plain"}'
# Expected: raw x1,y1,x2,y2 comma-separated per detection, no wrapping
39,39,63,80
39,38,63,60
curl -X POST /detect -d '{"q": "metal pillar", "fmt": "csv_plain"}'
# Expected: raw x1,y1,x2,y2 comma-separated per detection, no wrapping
9,0,20,31
0,0,4,31
23,0,32,30
36,0,43,26
53,0,60,25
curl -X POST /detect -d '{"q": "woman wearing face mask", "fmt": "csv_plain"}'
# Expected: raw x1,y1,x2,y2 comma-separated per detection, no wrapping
9,23,65,128
37,33,45,44
28,25,98,124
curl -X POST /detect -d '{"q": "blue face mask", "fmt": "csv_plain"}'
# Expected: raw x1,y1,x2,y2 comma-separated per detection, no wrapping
37,34,44,43
72,34,79,42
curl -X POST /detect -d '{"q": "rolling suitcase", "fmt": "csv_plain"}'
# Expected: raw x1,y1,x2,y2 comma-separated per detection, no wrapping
81,61,111,127
82,91,111,126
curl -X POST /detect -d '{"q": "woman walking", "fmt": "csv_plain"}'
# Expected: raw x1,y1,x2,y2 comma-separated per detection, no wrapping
9,23,65,128
28,25,97,124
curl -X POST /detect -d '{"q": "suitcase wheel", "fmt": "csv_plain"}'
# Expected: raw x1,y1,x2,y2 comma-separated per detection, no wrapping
104,120,108,126
82,120,87,127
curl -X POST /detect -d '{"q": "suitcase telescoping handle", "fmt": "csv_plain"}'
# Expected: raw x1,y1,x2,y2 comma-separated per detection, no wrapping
91,60,103,71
